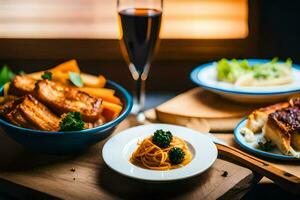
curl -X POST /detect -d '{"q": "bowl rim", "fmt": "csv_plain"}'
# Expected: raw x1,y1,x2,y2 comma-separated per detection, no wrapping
0,79,133,136
190,58,300,95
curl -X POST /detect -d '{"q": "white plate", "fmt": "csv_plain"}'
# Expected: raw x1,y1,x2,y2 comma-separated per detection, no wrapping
234,119,300,160
190,59,300,103
102,124,218,182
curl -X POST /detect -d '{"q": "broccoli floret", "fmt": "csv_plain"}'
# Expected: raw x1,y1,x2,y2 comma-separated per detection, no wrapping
152,129,173,148
41,71,52,80
168,147,185,165
59,112,85,131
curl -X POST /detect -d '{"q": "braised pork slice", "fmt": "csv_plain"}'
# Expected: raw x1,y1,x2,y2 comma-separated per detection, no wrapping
263,107,300,155
0,99,18,116
246,102,290,133
17,95,60,131
8,75,36,96
5,106,37,129
0,95,59,131
34,79,102,122
0,99,26,127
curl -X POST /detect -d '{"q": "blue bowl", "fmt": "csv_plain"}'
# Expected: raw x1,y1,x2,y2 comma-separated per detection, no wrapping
0,80,133,155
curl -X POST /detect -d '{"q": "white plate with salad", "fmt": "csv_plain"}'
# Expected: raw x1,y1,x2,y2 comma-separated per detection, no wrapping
190,58,300,103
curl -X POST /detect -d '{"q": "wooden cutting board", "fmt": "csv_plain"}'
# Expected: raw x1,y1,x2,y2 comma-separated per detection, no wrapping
155,88,263,132
0,117,257,200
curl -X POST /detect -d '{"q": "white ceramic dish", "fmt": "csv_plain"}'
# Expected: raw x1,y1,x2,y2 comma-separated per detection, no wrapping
102,124,218,182
234,118,300,161
190,59,300,103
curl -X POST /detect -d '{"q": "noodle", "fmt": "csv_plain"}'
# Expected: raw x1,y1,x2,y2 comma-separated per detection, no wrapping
130,136,192,170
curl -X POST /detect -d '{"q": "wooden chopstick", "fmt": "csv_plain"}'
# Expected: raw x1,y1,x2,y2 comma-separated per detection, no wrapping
216,143,300,195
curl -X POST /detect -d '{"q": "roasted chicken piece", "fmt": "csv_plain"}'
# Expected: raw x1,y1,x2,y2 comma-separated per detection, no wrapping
8,75,36,96
0,95,60,131
263,107,300,156
34,79,102,122
246,102,289,133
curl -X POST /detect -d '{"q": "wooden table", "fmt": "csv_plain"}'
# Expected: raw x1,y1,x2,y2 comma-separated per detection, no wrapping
0,118,259,200
215,133,300,185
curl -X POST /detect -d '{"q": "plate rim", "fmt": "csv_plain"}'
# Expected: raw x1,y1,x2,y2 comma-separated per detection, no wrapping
190,58,300,95
234,118,300,161
102,123,218,182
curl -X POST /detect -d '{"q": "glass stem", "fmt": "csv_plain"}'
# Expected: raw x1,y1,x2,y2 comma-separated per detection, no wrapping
135,74,146,115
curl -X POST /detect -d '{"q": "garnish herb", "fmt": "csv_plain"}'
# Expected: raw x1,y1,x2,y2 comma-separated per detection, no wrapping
258,140,275,151
0,65,15,87
152,129,173,148
69,72,83,87
41,71,52,80
59,112,85,131
168,147,185,165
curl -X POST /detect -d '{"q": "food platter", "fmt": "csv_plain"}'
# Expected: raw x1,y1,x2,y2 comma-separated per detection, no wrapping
102,124,217,182
234,118,300,161
190,59,300,103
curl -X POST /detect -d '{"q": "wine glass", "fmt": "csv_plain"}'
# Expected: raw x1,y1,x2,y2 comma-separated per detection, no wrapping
117,0,163,122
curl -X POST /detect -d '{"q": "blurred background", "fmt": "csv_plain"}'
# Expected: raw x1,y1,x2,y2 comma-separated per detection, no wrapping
0,0,299,92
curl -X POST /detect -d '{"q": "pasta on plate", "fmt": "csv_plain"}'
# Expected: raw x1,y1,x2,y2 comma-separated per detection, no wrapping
130,130,192,170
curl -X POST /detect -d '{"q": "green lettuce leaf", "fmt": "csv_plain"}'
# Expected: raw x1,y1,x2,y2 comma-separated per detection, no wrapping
217,58,292,83
216,59,250,83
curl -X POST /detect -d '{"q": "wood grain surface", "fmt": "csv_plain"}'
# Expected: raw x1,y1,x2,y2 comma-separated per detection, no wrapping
215,134,300,184
0,117,257,200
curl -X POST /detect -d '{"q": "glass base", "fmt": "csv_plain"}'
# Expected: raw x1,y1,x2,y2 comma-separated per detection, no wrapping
136,112,146,123
131,103,146,123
